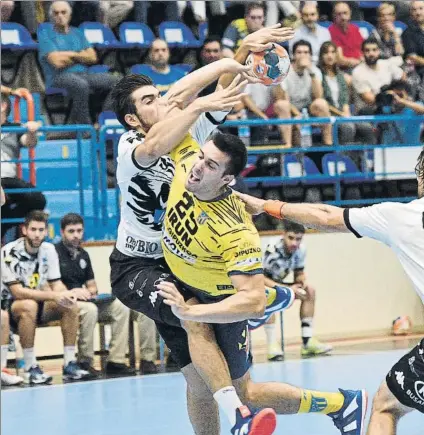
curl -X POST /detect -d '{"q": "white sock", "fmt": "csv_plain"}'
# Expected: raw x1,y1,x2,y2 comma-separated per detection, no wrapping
301,317,313,346
264,323,277,352
1,345,8,369
63,346,76,366
213,386,244,426
23,348,36,371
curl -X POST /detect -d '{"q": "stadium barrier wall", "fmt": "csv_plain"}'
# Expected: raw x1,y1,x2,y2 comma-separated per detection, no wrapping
30,233,424,358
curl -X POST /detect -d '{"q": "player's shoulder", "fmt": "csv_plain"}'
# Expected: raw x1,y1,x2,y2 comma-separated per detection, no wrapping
2,238,24,255
232,18,247,31
118,130,144,155
40,241,57,255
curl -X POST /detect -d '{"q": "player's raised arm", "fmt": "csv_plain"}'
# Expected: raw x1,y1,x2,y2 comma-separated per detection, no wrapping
137,75,247,164
218,24,295,89
163,58,252,108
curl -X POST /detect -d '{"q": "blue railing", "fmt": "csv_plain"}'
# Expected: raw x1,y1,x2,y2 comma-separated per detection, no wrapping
1,114,423,240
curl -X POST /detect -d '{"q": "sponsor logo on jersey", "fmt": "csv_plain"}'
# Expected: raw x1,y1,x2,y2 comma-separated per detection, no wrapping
163,230,197,264
197,211,209,225
234,257,262,269
216,284,234,291
415,381,424,401
234,247,261,258
395,371,405,390
125,236,160,254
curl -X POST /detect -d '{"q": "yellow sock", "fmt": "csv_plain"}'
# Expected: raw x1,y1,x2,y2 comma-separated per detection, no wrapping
299,389,344,414
265,287,276,306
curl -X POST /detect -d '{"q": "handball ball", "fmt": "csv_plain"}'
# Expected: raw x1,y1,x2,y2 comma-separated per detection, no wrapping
392,316,412,336
246,44,290,86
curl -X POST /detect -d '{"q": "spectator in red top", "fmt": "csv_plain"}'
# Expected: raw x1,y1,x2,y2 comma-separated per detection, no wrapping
329,2,364,70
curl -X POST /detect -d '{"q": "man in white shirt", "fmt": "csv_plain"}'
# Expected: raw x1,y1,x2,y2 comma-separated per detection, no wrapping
235,147,424,434
289,2,331,65
352,39,405,114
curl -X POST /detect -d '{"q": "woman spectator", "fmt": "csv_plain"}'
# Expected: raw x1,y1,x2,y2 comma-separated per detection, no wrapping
319,41,376,149
371,2,404,60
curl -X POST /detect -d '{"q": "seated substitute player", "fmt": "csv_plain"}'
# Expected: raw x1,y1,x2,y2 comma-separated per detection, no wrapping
157,131,368,435
257,220,332,360
1,211,91,384
110,24,296,435
234,147,424,435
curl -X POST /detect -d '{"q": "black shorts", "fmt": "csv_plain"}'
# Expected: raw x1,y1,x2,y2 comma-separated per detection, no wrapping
110,248,252,379
386,338,424,413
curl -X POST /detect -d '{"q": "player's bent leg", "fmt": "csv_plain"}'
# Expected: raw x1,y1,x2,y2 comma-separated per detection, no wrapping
182,363,220,435
367,380,413,435
233,371,367,435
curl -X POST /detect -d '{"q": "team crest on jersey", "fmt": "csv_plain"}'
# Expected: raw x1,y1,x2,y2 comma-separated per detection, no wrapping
79,259,87,269
197,211,209,225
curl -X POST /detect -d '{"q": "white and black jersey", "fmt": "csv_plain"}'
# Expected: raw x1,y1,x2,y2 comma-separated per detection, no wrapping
344,198,424,303
115,111,228,258
1,238,61,302
263,239,306,282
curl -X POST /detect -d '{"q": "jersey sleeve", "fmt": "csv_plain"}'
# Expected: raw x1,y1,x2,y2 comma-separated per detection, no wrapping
191,111,228,146
45,244,62,281
1,248,20,286
263,245,281,280
221,228,263,277
343,204,392,246
293,244,306,270
170,134,200,165
84,253,95,282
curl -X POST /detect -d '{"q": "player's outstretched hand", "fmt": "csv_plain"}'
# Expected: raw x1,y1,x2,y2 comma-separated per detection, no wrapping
195,74,248,112
243,24,295,53
157,281,191,320
233,191,267,215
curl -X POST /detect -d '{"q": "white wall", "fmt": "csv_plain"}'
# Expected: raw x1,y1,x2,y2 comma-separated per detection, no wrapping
31,233,424,357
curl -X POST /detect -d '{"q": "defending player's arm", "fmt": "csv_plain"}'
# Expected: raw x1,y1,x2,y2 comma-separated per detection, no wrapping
135,75,247,164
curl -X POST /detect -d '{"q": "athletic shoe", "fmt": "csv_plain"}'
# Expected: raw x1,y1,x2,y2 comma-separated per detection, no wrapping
328,389,368,435
301,337,333,357
139,360,157,375
78,361,101,378
267,343,284,362
1,368,23,386
24,364,53,385
248,285,295,330
63,361,93,381
231,405,277,435
106,361,136,376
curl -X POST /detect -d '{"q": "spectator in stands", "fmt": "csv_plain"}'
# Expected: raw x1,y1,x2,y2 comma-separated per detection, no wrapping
0,1,14,22
289,2,331,65
194,36,223,97
38,1,120,127
319,41,376,147
222,2,265,58
371,2,404,60
329,1,364,70
1,211,91,384
1,92,46,239
133,1,179,25
242,83,292,146
99,1,133,30
131,312,159,375
402,1,424,79
277,40,333,148
55,213,135,377
143,39,187,96
263,221,332,360
352,38,404,114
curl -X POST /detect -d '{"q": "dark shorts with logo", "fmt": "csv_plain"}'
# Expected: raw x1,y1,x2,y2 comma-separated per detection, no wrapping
109,247,252,379
386,338,424,413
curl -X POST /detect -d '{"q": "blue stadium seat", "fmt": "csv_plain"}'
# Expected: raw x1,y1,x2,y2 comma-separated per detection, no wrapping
158,21,202,48
99,111,125,142
322,153,367,184
282,154,303,185
79,22,125,49
20,139,93,190
118,22,155,48
352,21,376,39
394,21,407,36
303,155,333,185
174,63,194,73
198,22,209,43
318,21,332,28
1,22,37,50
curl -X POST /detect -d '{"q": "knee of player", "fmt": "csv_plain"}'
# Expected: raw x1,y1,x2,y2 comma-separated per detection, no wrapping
79,302,98,319
305,285,316,300
182,319,214,337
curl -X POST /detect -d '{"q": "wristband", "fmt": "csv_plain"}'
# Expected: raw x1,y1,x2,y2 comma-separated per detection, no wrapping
264,200,286,219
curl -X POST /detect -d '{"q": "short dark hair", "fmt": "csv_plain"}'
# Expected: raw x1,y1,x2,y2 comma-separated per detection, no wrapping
293,39,312,56
1,93,11,118
212,132,247,177
24,210,48,227
283,220,305,234
61,213,84,230
333,1,351,12
362,37,379,51
416,146,424,183
110,74,154,130
202,36,222,49
245,2,265,16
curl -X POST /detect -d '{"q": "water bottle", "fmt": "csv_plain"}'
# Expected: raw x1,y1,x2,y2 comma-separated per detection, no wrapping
238,110,251,147
300,108,312,148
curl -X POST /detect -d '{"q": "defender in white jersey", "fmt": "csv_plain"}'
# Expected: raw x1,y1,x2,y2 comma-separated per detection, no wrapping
235,147,424,433
109,24,297,435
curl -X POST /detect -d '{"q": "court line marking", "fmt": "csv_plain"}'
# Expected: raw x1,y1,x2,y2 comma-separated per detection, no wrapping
2,348,408,394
